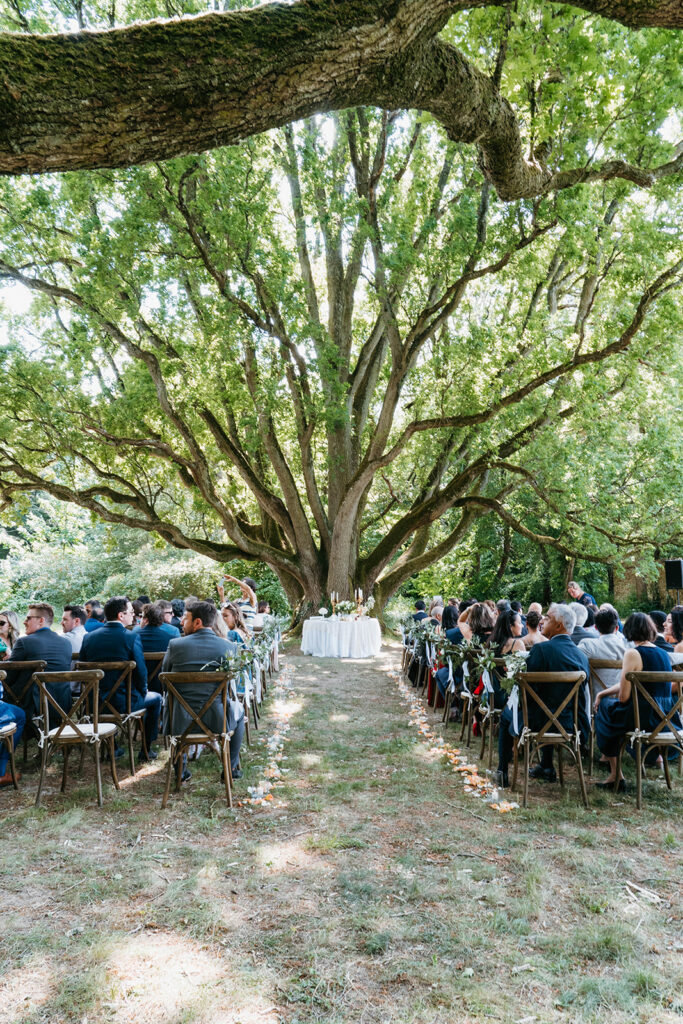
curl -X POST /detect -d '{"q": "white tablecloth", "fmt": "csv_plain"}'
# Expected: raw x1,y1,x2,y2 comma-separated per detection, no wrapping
301,617,382,659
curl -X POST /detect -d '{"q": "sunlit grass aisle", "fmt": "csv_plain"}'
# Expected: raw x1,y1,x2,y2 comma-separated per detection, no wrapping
1,644,682,1023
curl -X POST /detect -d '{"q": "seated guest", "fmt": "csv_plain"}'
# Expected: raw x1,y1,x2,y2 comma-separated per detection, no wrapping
84,600,105,632
138,603,175,653
435,609,466,701
594,613,680,790
569,602,597,644
170,598,185,631
523,610,547,649
429,596,444,617
441,602,459,632
429,605,443,628
486,608,526,710
412,600,428,622
670,606,683,654
217,575,257,632
8,603,73,723
221,602,249,643
528,601,543,617
80,596,161,762
468,602,496,645
579,606,628,700
61,604,87,654
0,672,25,786
154,600,182,639
496,603,590,786
567,580,596,607
252,599,271,628
649,610,673,651
161,601,245,780
0,610,21,660
131,600,145,627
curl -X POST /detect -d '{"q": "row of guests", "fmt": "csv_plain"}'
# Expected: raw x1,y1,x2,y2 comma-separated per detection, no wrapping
0,583,271,787
409,596,682,791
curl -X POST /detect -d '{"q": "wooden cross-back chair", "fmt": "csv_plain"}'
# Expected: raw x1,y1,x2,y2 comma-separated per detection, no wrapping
478,659,507,768
459,660,480,748
33,669,120,807
75,660,146,775
618,671,683,809
587,659,622,775
159,671,234,809
0,670,20,790
1,660,48,760
143,652,166,694
510,671,589,809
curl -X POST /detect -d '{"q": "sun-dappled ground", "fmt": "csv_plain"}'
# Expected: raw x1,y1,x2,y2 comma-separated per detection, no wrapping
1,643,682,1024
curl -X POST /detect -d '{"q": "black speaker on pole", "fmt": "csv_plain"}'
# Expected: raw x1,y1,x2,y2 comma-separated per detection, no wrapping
664,559,683,590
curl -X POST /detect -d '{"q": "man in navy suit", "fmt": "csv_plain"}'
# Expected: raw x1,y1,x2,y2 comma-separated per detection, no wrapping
8,603,72,721
80,596,162,762
497,603,590,786
412,600,428,622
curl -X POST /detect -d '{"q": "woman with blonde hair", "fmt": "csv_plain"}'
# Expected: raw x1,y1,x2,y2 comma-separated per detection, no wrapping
221,602,249,643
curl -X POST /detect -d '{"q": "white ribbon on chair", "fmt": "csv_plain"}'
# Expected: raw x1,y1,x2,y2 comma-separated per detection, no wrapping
507,684,520,735
482,669,494,694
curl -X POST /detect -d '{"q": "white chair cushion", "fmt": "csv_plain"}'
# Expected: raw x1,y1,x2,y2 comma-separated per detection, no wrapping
48,723,118,741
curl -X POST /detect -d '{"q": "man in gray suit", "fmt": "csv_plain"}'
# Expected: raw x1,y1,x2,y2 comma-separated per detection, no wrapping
161,601,245,779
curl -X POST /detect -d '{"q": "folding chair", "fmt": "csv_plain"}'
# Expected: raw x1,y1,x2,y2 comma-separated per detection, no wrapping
33,670,119,807
75,660,146,775
159,671,234,809
618,671,683,810
510,671,589,809
1,660,48,760
587,659,622,776
0,670,20,790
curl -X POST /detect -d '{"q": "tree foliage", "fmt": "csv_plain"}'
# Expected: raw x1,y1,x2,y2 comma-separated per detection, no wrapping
0,1,682,614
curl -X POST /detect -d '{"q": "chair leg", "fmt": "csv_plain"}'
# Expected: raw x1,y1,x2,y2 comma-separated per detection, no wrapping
35,739,50,808
139,713,149,760
479,714,487,760
252,698,259,730
576,746,589,809
175,753,183,793
459,698,468,743
522,741,530,809
221,741,233,809
243,701,251,746
488,714,497,770
61,745,71,793
6,737,19,789
93,741,104,807
635,742,643,810
466,701,474,748
511,745,519,792
442,688,451,724
588,720,595,778
161,752,175,809
108,736,120,790
127,721,136,776
662,749,672,790
557,746,564,788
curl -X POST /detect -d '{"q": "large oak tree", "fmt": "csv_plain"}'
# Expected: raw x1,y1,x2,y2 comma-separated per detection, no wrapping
0,1,681,616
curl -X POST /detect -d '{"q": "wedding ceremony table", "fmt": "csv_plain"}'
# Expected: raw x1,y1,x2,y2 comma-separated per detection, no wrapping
301,616,382,659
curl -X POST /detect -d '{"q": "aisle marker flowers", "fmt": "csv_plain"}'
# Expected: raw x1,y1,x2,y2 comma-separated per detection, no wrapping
240,660,297,808
390,667,519,814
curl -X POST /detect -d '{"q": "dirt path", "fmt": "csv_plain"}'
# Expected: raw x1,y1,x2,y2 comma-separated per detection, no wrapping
1,645,682,1023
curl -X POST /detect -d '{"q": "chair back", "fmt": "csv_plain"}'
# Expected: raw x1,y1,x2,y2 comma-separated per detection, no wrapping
75,660,135,718
34,670,104,744
1,660,48,706
518,671,586,745
159,672,230,748
144,652,166,693
625,671,683,743
588,658,622,692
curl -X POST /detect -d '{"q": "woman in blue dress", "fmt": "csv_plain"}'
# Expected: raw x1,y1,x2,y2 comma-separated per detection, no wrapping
594,613,679,791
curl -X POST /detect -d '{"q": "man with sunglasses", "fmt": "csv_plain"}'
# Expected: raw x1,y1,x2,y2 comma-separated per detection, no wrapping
7,603,72,723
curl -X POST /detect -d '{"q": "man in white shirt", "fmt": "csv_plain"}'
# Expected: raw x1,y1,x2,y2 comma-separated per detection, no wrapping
61,604,87,654
579,606,627,700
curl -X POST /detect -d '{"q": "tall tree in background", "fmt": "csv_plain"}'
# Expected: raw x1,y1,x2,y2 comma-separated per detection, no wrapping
0,2,682,617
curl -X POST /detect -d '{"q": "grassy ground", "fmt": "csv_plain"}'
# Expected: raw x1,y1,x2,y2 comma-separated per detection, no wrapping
1,643,682,1024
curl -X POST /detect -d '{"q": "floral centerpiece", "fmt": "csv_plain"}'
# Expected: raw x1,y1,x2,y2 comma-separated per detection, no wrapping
335,600,357,618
